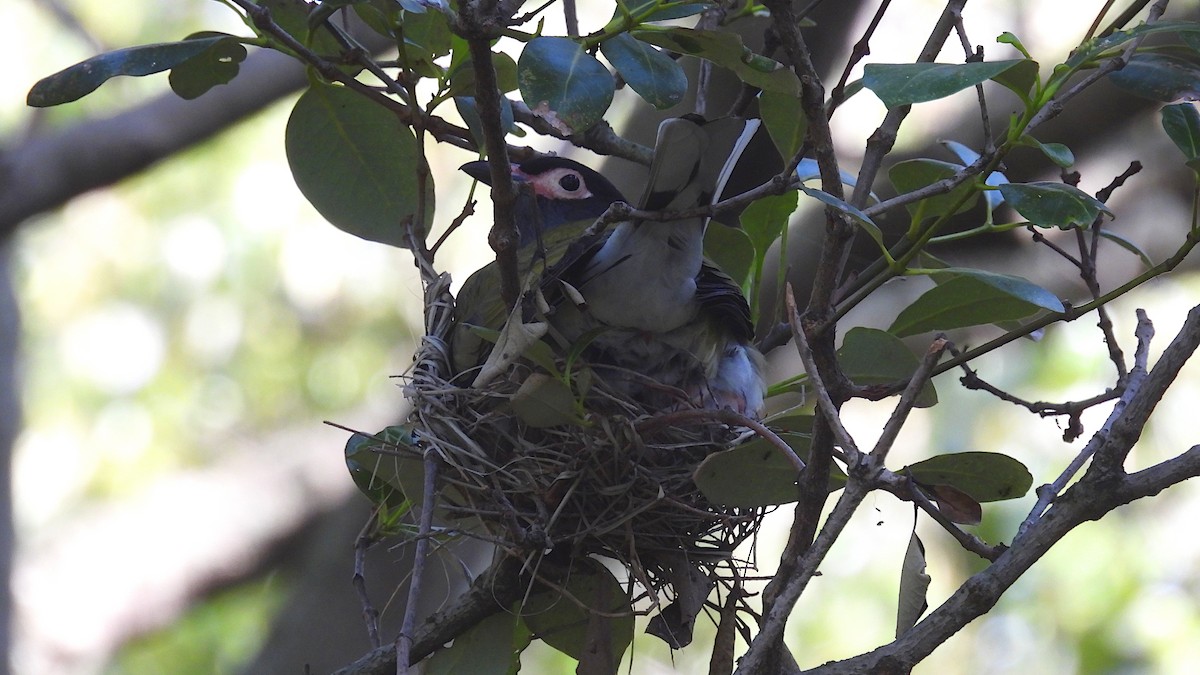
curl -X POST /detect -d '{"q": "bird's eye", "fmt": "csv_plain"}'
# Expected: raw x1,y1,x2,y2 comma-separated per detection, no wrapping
558,172,582,192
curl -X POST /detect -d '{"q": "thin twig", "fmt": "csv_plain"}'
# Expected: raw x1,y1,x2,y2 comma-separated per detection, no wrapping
906,478,1005,561
395,452,440,675
636,408,807,474
785,284,861,459
354,515,383,648
1016,308,1155,538
828,0,893,116
870,337,948,461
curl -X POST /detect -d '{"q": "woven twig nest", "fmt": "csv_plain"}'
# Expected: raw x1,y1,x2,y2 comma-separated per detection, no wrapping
405,351,765,595
367,273,770,651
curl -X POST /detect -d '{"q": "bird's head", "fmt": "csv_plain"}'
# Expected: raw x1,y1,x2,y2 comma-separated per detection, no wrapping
461,156,626,246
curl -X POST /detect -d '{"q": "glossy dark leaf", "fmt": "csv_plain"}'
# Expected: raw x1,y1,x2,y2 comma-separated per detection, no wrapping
257,0,347,61
742,192,798,259
760,90,808,159
889,268,1064,337
425,609,530,675
703,225,754,289
837,327,937,407
1161,102,1200,164
694,420,847,508
344,426,420,508
905,451,1034,502
454,95,516,147
403,7,452,58
633,28,799,95
28,37,234,107
795,159,879,202
992,58,1040,100
448,52,520,97
522,562,633,666
1017,135,1075,168
798,186,887,252
1067,20,1200,69
694,434,808,507
620,0,711,21
599,33,687,110
1108,53,1200,102
998,181,1112,229
1099,230,1154,269
938,140,1009,216
862,59,1026,108
168,33,248,100
518,37,614,134
888,158,979,222
285,82,432,248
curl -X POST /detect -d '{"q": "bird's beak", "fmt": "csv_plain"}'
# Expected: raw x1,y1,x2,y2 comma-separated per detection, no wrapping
460,160,529,187
460,160,492,185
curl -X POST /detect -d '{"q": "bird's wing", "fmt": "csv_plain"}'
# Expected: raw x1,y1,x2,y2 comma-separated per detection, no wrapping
450,216,595,376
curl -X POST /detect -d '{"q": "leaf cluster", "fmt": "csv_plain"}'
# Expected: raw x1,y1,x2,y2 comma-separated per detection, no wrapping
29,1,1200,673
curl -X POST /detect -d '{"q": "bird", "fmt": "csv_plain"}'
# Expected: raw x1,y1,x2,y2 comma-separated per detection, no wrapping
550,115,764,416
454,115,765,417
450,155,626,378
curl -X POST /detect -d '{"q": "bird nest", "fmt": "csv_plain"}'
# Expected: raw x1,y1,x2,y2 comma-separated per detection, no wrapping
398,276,767,597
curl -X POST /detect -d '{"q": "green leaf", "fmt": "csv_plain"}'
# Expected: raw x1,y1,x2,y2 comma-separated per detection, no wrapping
742,192,798,258
1067,21,1200,70
285,82,432,248
599,33,687,110
1182,29,1200,56
694,415,847,507
620,0,711,22
448,52,519,97
889,268,1064,337
168,33,248,100
991,58,1040,100
344,426,420,508
454,95,516,147
1161,102,1200,165
518,37,615,134
1099,230,1154,269
862,59,1026,108
798,186,887,253
523,562,633,666
693,432,849,508
401,6,452,58
28,37,234,107
511,373,585,427
896,531,930,637
256,0,347,61
425,609,531,675
633,28,800,95
703,225,754,289
759,90,808,159
837,328,937,407
938,140,1009,217
996,31,1031,60
1017,136,1074,168
905,451,1033,502
998,181,1112,229
888,158,979,222
795,159,879,203
1108,53,1200,102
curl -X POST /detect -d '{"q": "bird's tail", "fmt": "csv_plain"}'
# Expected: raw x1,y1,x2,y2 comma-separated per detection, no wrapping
639,115,760,214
